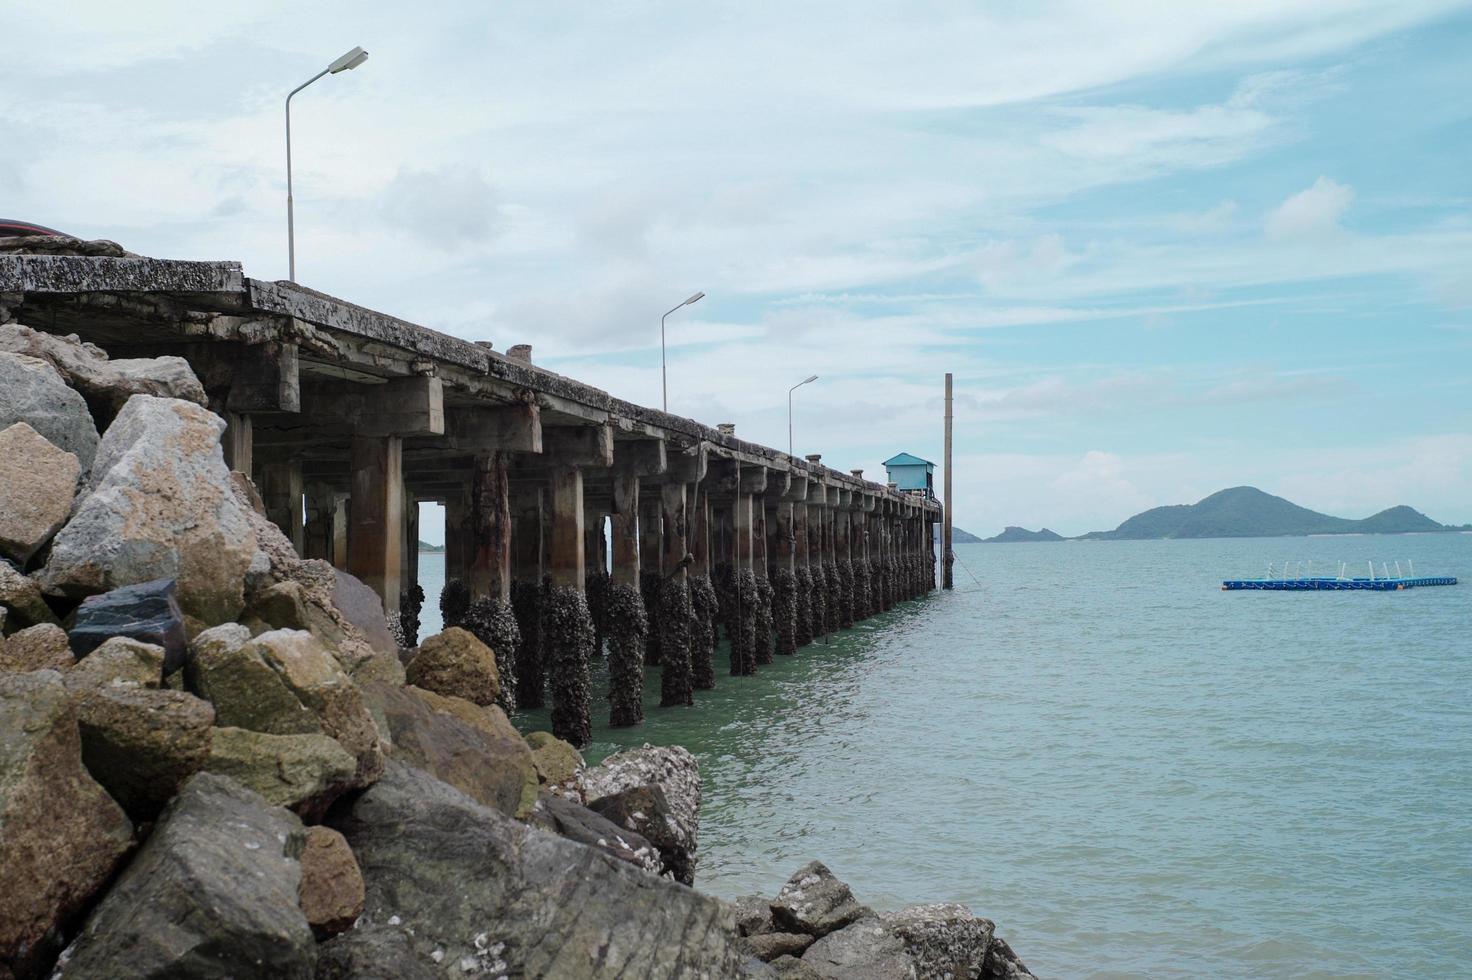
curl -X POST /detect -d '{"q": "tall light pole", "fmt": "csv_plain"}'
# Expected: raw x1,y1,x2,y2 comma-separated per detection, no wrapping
788,374,818,456
660,291,704,412
286,45,369,282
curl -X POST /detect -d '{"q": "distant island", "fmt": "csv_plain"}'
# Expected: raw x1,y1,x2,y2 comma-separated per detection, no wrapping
984,486,1470,542
934,526,982,544
418,540,445,553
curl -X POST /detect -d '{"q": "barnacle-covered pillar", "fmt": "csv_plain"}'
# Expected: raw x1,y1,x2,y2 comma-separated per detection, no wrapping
688,484,718,690
638,491,664,666
545,461,593,747
658,481,694,707
510,487,545,708
752,470,777,665
466,451,519,712
852,496,872,620
608,464,647,727
584,502,609,659
792,495,814,647
770,497,798,655
836,498,855,629
728,468,759,676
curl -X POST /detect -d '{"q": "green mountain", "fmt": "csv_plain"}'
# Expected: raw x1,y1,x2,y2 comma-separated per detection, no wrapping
418,540,445,553
1081,486,1453,540
983,526,1065,543
934,526,982,544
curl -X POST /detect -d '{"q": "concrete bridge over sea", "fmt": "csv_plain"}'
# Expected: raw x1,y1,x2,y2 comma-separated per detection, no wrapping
0,244,941,746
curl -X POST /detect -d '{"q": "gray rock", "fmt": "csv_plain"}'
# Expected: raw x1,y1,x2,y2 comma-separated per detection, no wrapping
0,623,73,673
0,351,98,474
981,936,1037,980
0,671,132,980
68,578,186,670
744,932,815,962
315,926,438,980
332,569,397,655
329,760,748,978
586,781,696,885
771,861,872,938
801,919,917,980
0,324,206,421
770,954,825,979
735,893,778,936
0,422,79,566
39,395,259,625
56,773,314,979
527,792,662,874
74,686,215,819
882,903,994,980
0,561,58,635
580,743,701,880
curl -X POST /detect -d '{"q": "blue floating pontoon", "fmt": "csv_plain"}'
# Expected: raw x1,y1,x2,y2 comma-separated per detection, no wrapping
1222,575,1457,591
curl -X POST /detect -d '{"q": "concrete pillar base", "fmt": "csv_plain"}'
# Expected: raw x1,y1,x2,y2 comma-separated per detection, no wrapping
606,583,648,727
772,566,797,655
511,580,545,709
463,595,521,714
544,585,593,748
688,574,718,690
656,577,693,708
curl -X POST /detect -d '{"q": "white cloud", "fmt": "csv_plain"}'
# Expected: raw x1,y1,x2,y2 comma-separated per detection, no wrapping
1266,176,1355,239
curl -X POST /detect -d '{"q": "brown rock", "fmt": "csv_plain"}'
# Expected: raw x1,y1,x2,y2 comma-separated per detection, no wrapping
0,671,133,979
0,423,79,566
360,682,537,818
203,727,358,820
74,687,215,819
525,729,584,787
0,563,59,635
241,580,346,650
64,636,163,691
297,825,364,939
0,623,73,673
406,627,499,706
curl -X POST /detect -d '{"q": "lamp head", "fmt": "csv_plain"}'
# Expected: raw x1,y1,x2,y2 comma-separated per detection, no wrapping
803,374,819,385
329,46,369,73
683,291,705,306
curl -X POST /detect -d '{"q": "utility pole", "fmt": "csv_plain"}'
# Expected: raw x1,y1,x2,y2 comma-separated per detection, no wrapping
943,372,954,590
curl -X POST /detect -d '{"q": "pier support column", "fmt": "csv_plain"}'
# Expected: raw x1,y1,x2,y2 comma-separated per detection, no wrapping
729,488,756,675
657,482,694,707
836,506,854,629
806,485,828,639
440,489,471,627
546,465,593,747
261,459,304,556
347,434,403,619
821,500,840,634
852,507,871,620
638,492,664,666
753,494,774,664
400,492,422,646
771,501,797,655
608,468,647,727
584,503,609,661
303,481,337,563
465,453,519,711
511,488,546,709
688,486,717,690
793,501,813,647
222,412,252,475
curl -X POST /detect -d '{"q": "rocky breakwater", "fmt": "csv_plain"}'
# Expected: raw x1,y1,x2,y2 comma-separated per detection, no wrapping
0,320,1039,978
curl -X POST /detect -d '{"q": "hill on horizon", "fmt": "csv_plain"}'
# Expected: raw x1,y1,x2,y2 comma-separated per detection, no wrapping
982,487,1460,542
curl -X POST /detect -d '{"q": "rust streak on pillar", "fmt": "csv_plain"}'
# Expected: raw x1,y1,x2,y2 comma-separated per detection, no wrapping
468,453,512,603
611,470,641,587
348,434,403,618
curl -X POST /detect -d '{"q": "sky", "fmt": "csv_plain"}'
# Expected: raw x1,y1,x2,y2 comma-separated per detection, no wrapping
5,1,1471,537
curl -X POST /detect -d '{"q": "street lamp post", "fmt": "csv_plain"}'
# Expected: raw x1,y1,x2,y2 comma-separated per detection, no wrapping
286,45,369,282
660,291,705,412
788,374,819,456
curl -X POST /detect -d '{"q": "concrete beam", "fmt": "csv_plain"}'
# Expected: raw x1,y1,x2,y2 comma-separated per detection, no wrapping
445,403,542,454
543,424,614,468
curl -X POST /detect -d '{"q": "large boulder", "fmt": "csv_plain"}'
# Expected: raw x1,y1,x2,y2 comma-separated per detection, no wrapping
0,351,98,474
241,579,345,649
297,825,364,939
55,773,314,979
74,686,215,819
580,743,701,879
68,578,187,670
0,671,132,980
63,636,163,692
361,682,536,818
526,792,662,874
745,933,815,962
586,782,696,885
0,423,80,566
332,568,397,655
800,919,917,980
203,727,357,819
0,623,73,673
981,936,1037,980
406,627,499,705
881,904,994,980
315,927,438,980
329,760,748,978
0,324,207,421
38,395,260,625
0,562,59,635
771,862,872,938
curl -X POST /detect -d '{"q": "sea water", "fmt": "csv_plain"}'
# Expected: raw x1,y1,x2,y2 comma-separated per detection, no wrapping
417,533,1470,978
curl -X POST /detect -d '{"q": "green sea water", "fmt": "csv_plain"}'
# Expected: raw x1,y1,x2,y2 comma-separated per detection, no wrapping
418,533,1471,978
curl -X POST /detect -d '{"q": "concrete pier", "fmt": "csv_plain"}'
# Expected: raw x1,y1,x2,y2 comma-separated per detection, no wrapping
0,248,942,747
